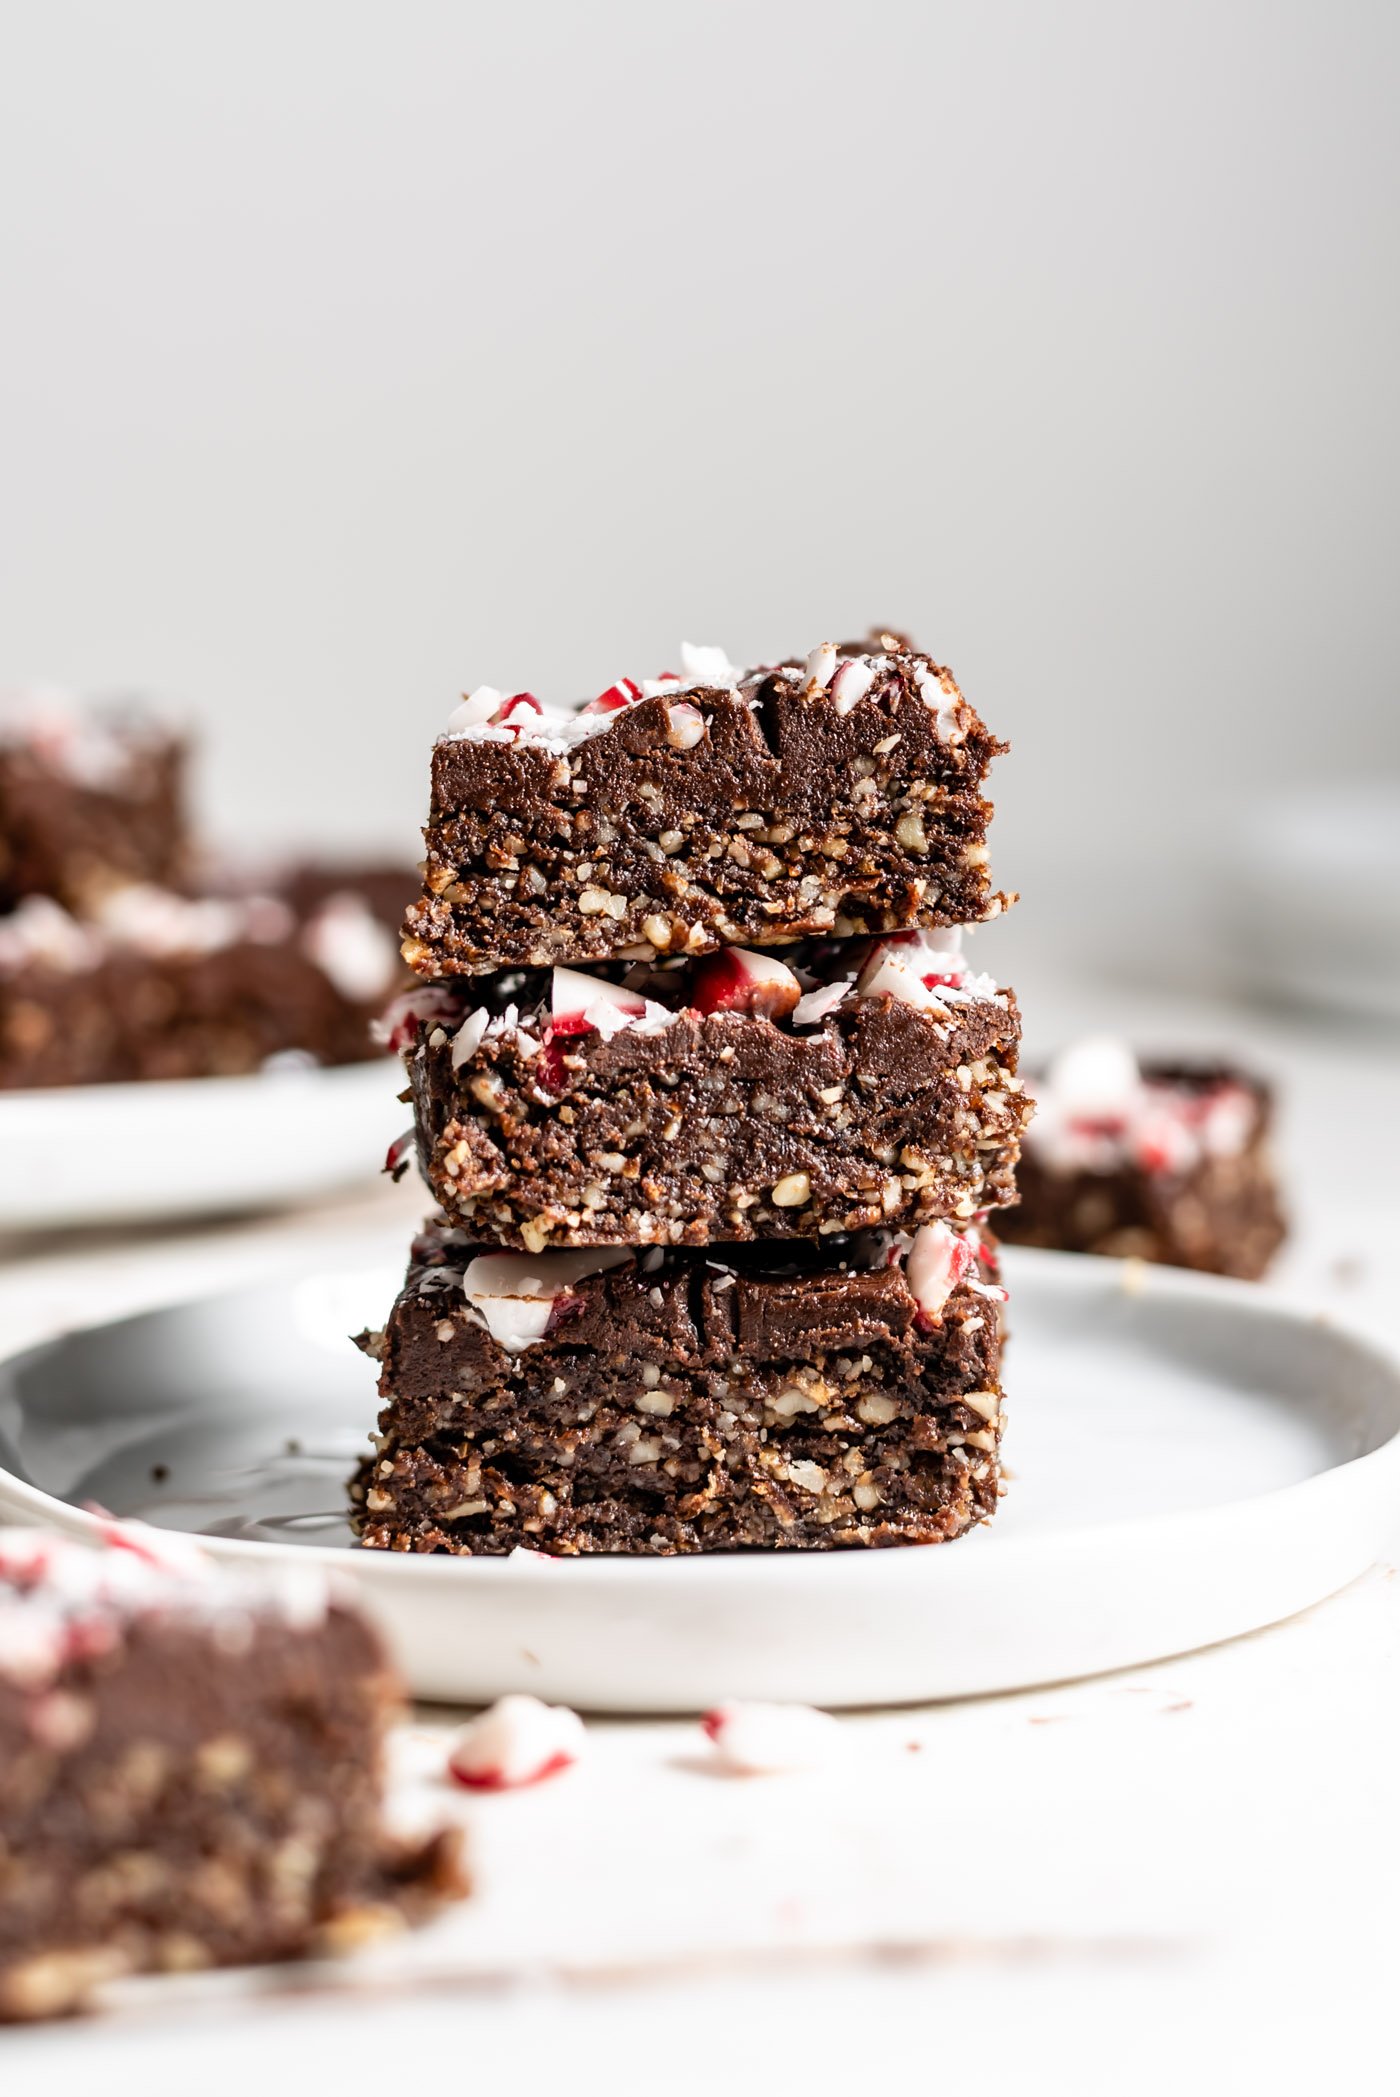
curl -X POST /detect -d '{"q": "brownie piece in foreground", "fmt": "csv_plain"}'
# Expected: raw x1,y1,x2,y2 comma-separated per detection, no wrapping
0,877,405,1090
384,929,1029,1251
0,691,188,914
0,1526,465,2023
403,635,1011,978
996,1037,1286,1279
352,1217,1007,1555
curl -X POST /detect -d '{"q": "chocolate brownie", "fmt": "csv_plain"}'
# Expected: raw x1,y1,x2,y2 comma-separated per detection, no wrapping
383,929,1029,1250
402,635,1012,978
0,691,188,914
996,1037,1286,1279
0,878,405,1090
0,1525,465,2023
351,1217,1007,1554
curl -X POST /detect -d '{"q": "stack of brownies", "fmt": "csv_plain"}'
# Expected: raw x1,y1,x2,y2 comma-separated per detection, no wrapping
353,634,1031,1554
0,689,410,1087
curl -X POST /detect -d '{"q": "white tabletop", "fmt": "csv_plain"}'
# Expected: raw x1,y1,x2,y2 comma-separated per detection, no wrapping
3,982,1399,2091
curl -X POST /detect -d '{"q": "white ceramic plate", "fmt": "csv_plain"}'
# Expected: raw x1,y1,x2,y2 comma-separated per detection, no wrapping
0,1061,406,1229
1,1240,1396,1710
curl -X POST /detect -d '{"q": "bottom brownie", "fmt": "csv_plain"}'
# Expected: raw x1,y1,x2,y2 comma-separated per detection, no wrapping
352,1219,1007,1554
997,1038,1286,1279
0,1527,465,2022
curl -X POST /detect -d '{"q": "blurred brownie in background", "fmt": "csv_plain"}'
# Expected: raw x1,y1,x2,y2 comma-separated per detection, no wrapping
997,1036,1286,1279
0,690,188,915
0,1526,465,2023
0,869,411,1089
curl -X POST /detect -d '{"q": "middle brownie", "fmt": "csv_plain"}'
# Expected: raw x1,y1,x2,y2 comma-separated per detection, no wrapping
382,930,1029,1251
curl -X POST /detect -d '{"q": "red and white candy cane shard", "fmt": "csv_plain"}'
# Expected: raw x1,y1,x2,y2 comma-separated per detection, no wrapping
446,1693,586,1790
549,967,646,1035
688,946,802,1020
384,1129,415,1180
905,1221,976,1326
582,677,642,716
495,692,544,735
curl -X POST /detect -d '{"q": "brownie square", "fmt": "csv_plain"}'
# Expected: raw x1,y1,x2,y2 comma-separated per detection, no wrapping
0,694,188,914
352,1218,1007,1554
0,1527,464,2022
997,1040,1286,1279
386,932,1029,1250
403,637,1011,977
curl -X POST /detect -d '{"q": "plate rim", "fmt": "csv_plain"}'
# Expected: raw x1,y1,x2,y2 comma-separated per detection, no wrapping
0,1054,398,1119
1,1243,1398,1589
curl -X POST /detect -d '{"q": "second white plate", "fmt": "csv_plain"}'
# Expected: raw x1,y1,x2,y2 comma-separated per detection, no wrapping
0,1241,1396,1709
0,1061,406,1229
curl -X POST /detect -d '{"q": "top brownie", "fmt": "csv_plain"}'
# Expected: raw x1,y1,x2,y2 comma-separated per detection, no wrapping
0,690,187,914
403,635,1011,977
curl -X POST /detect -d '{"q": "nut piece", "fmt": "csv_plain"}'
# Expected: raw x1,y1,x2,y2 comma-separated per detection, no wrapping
770,1171,812,1207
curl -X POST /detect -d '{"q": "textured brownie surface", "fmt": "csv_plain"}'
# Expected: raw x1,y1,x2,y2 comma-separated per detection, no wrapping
0,1527,464,2023
0,874,406,1090
352,1219,1007,1554
387,934,1028,1249
0,693,187,914
403,636,1011,977
996,1041,1286,1279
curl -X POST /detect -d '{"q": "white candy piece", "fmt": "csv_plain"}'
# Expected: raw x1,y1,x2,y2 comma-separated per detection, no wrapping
1045,1035,1143,1120
447,1693,586,1791
0,894,98,974
462,1247,630,1350
550,966,672,1041
830,657,876,716
790,975,855,1027
854,929,968,1011
665,701,706,749
805,641,837,691
95,884,266,959
914,665,966,745
678,642,743,690
445,686,505,733
302,897,401,1002
1200,1083,1256,1159
450,1006,491,1069
905,1221,971,1323
702,1700,841,1775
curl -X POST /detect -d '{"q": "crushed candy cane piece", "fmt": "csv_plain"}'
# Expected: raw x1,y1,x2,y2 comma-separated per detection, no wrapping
447,1693,586,1790
689,946,801,1020
701,1700,841,1775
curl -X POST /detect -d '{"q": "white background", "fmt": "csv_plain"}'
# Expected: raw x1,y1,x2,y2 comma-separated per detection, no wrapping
1,0,1397,991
